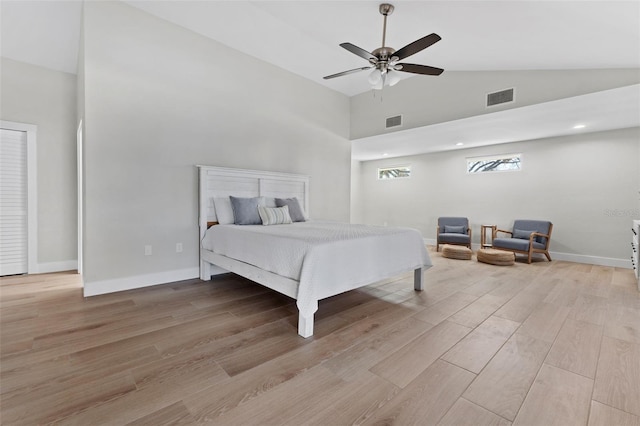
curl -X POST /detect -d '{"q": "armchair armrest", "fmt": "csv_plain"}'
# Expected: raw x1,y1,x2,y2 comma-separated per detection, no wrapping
530,231,550,239
530,231,551,247
494,228,512,238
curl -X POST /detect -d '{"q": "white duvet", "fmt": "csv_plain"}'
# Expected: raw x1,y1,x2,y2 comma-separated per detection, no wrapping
201,221,431,317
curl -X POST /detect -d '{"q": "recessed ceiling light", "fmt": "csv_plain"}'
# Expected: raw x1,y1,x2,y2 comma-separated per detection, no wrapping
456,142,464,146
573,124,586,129
382,153,389,156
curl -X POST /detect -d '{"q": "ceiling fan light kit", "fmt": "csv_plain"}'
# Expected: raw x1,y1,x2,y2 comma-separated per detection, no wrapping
324,3,444,90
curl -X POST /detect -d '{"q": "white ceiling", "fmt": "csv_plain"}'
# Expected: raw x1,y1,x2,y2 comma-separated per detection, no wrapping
1,1,639,159
2,1,639,96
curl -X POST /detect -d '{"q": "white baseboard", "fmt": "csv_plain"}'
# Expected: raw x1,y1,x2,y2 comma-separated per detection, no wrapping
38,260,78,274
83,267,199,297
424,239,632,269
549,252,631,269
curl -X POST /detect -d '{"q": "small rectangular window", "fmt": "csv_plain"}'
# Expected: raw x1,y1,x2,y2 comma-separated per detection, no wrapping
378,165,411,180
467,154,521,174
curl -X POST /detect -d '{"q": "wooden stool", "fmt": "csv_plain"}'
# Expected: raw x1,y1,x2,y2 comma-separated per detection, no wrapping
477,248,515,266
442,244,473,260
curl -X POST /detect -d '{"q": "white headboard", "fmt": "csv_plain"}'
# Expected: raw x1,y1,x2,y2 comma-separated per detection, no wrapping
197,165,310,238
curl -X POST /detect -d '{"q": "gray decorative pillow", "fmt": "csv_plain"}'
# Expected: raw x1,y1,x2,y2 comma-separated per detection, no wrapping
513,229,533,240
275,197,306,222
230,196,262,225
444,225,465,234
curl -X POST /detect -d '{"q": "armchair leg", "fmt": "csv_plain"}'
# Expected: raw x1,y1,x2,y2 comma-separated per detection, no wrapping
544,251,552,261
527,251,533,264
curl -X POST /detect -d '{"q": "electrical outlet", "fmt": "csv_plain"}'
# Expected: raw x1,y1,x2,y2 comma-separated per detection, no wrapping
176,243,183,253
144,245,152,256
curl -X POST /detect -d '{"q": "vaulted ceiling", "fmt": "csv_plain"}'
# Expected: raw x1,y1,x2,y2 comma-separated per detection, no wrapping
1,1,638,160
2,1,639,96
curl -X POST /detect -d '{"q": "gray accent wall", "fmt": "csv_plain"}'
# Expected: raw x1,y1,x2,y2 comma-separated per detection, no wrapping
352,127,639,262
1,58,78,269
80,2,351,287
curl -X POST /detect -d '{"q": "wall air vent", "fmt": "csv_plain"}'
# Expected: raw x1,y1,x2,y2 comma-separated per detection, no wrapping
487,88,515,107
385,115,403,129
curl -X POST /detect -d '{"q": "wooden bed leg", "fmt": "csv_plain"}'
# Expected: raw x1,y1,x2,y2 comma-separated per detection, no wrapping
298,314,314,338
200,259,210,281
297,299,317,338
414,267,424,291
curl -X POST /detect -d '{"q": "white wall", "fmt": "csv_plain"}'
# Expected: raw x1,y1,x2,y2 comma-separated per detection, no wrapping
0,58,78,272
350,69,640,140
353,127,639,265
81,2,351,293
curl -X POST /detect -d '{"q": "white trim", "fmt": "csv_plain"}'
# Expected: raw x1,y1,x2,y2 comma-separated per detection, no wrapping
1,120,37,274
38,260,79,274
83,267,199,297
77,119,83,275
549,252,631,269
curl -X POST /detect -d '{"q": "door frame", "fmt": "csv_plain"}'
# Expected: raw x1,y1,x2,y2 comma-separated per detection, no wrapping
1,120,38,274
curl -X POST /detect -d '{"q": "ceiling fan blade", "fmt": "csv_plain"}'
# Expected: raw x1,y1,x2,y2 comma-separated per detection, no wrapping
393,33,441,61
396,63,444,76
323,66,372,80
340,43,377,62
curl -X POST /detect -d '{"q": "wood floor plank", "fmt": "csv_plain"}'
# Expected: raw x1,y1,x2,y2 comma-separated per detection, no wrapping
126,401,197,426
280,370,399,426
1,371,137,425
604,304,640,344
545,318,603,378
55,359,229,425
593,336,640,416
370,320,471,388
517,302,571,343
569,293,609,326
363,360,476,426
438,398,511,426
513,363,593,426
442,315,521,374
588,401,640,426
323,316,434,381
448,294,508,329
463,332,551,421
183,307,411,422
412,292,478,325
206,365,344,425
493,288,547,323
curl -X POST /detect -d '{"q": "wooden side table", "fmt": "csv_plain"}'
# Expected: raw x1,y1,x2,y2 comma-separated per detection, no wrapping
481,225,496,248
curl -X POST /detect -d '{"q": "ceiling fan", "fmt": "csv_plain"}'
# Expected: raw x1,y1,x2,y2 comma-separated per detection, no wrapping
323,3,443,89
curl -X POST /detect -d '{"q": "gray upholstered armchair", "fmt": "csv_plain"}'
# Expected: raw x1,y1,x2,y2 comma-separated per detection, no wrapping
436,217,471,251
492,220,553,263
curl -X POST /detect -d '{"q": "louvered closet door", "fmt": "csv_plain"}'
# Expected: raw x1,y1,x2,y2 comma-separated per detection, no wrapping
0,128,28,276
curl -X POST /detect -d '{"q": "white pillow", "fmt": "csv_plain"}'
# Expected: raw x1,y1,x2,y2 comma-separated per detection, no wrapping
213,197,234,224
258,205,293,226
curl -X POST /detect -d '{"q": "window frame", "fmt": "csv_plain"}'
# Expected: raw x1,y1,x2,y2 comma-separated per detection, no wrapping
377,165,412,180
466,153,522,174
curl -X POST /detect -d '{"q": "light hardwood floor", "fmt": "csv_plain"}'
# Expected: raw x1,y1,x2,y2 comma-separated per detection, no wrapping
1,248,639,425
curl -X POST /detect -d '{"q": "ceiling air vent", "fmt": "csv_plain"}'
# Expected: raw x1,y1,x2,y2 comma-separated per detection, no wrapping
487,88,515,107
386,115,403,129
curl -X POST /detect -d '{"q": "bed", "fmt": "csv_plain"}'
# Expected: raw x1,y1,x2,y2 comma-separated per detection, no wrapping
198,165,432,338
